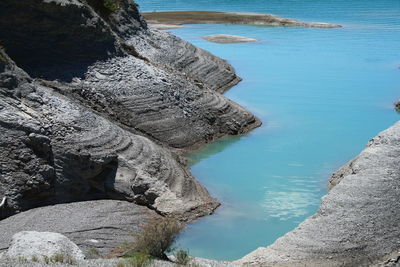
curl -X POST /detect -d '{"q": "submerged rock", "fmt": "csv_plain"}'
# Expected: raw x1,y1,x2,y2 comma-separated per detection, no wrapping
202,34,258,44
237,121,400,266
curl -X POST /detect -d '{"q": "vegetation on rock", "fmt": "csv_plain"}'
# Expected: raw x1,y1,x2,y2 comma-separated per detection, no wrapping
103,0,121,12
395,100,400,113
0,45,9,63
125,218,183,260
174,249,192,265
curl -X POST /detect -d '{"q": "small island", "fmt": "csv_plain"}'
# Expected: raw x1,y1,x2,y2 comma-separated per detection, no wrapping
143,11,342,28
202,34,258,43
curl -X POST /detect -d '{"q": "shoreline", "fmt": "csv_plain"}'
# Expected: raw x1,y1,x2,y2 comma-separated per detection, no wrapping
143,11,342,29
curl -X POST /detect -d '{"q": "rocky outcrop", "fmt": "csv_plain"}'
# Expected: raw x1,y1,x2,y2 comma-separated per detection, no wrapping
0,200,159,257
0,0,260,221
237,121,400,266
0,48,219,220
3,231,85,262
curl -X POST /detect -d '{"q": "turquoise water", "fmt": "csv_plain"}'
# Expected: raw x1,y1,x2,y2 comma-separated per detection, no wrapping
137,0,400,261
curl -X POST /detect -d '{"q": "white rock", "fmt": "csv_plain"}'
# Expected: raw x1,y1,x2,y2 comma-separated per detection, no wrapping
5,231,85,262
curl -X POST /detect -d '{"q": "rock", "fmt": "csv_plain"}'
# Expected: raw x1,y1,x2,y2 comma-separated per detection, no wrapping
0,257,237,267
202,34,258,44
0,0,261,221
4,231,85,262
237,121,400,266
0,200,160,257
0,0,123,82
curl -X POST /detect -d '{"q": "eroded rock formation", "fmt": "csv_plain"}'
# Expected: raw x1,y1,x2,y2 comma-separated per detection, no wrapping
0,0,260,221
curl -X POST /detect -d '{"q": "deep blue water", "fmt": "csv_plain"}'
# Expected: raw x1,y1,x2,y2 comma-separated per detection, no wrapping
137,0,400,261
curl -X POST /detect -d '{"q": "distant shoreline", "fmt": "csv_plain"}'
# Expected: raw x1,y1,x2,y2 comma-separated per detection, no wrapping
143,11,342,29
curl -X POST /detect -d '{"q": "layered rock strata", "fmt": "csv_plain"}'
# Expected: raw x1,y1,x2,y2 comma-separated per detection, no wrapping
0,0,260,221
238,121,400,266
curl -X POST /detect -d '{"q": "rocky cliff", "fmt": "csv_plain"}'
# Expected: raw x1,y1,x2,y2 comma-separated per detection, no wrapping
238,121,400,266
0,0,260,222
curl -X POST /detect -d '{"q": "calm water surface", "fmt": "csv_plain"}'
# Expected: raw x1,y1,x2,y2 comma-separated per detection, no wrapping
137,0,400,261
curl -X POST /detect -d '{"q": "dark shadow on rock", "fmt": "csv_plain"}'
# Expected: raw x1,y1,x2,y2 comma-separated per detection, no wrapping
0,0,122,82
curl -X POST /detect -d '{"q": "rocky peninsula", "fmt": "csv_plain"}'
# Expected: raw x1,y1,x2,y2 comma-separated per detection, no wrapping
0,0,260,257
143,11,342,28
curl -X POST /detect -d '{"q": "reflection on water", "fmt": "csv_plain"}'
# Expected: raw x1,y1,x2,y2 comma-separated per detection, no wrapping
262,190,319,221
185,136,241,167
138,0,400,261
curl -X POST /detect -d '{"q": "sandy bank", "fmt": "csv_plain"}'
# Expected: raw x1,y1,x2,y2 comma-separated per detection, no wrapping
143,11,342,28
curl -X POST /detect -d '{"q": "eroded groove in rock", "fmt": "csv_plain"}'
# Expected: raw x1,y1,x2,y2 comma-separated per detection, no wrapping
64,56,260,149
129,29,241,92
237,121,400,267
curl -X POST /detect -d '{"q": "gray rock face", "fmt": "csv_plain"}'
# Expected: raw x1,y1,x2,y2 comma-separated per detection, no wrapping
238,121,400,266
128,29,243,93
0,200,159,257
4,231,85,261
0,51,218,220
0,0,260,221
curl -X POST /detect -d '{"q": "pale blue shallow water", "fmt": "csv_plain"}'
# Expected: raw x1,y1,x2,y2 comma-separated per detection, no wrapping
137,0,400,261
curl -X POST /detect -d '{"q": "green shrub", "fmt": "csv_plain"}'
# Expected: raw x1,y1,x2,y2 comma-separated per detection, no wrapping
118,252,152,267
395,101,400,113
127,252,153,267
129,218,184,259
0,45,9,63
87,247,101,258
103,0,121,12
174,249,192,265
41,254,77,264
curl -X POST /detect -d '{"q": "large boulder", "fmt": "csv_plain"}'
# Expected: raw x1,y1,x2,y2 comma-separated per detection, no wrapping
0,200,160,257
4,231,85,262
